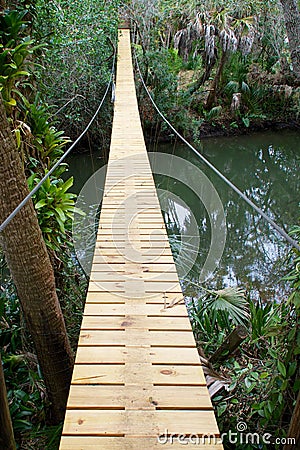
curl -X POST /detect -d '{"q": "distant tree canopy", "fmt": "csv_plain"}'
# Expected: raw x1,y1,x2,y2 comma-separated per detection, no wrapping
124,0,300,135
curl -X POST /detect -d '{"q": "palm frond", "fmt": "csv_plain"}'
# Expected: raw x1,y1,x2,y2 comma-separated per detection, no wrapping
203,287,250,326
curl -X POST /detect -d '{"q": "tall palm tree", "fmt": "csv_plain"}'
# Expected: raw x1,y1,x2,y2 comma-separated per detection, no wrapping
280,0,300,81
0,96,74,424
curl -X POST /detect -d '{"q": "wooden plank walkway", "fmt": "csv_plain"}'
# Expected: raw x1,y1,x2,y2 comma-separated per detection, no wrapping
60,29,223,450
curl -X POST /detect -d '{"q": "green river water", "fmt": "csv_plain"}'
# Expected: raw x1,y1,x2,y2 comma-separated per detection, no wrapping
68,130,300,301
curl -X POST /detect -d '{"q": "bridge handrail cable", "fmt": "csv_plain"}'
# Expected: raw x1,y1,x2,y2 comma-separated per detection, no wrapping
0,52,116,233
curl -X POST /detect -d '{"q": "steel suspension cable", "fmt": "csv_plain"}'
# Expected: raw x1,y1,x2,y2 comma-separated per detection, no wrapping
134,51,300,252
0,53,116,233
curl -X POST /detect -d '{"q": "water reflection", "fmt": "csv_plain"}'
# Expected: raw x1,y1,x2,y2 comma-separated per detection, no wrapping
150,131,300,301
67,131,299,301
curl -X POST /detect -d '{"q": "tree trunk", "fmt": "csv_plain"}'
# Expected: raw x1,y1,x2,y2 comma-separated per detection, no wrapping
0,97,74,424
284,391,300,450
205,51,227,110
0,354,16,450
280,0,300,81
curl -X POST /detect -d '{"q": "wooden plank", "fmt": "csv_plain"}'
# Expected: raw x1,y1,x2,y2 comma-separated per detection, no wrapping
62,410,220,436
81,316,192,331
90,272,179,282
93,248,173,257
83,304,188,317
98,223,166,230
71,364,206,385
60,437,224,449
79,330,196,347
92,255,175,264
152,364,206,385
85,291,184,304
75,347,201,365
87,282,182,294
90,263,177,273
95,238,170,245
95,234,169,241
67,385,213,409
87,281,182,291
72,364,124,385
61,28,222,449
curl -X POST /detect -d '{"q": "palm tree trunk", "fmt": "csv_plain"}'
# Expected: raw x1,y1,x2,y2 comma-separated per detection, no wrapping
280,0,300,81
0,97,74,424
284,391,300,449
206,51,227,110
0,354,16,450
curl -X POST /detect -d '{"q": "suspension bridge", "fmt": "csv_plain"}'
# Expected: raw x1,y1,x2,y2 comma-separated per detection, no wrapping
59,27,223,449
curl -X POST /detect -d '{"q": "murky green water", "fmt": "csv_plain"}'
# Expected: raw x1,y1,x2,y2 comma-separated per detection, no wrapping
69,130,299,301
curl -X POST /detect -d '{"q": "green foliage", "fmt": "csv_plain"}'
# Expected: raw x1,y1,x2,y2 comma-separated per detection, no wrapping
166,48,183,73
27,172,84,250
203,287,250,326
0,10,88,446
144,48,179,106
249,298,280,341
203,105,223,122
0,9,81,253
0,262,86,446
0,280,46,436
284,225,300,309
136,45,197,136
127,0,300,135
241,116,250,127
0,10,28,43
189,226,300,448
0,10,35,107
26,100,70,167
33,0,120,142
191,287,250,354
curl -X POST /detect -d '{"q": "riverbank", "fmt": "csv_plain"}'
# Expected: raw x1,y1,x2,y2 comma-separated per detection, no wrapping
143,117,300,143
199,118,300,139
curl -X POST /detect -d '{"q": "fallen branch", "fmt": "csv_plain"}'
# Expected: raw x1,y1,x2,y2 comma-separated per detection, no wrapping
209,325,248,363
0,354,16,450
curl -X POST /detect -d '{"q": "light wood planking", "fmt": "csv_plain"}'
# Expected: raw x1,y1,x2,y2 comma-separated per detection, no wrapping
74,346,202,365
60,437,223,450
63,410,220,436
71,364,206,385
81,316,192,330
60,28,222,449
67,385,213,409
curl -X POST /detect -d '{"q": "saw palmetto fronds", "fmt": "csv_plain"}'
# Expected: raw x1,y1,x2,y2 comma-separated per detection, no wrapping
203,286,250,326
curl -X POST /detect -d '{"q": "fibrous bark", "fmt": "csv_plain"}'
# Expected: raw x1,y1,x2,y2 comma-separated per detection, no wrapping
0,96,74,424
280,0,300,81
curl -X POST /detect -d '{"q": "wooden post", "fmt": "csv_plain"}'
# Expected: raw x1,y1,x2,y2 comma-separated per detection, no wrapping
209,325,248,363
284,391,300,450
0,354,16,450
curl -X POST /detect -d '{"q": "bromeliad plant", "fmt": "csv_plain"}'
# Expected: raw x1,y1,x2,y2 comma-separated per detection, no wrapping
0,10,41,108
1,9,81,252
16,95,71,171
27,171,84,251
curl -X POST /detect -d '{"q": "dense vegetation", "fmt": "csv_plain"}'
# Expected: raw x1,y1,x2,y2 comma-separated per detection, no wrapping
130,0,300,139
189,246,299,449
0,0,299,449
